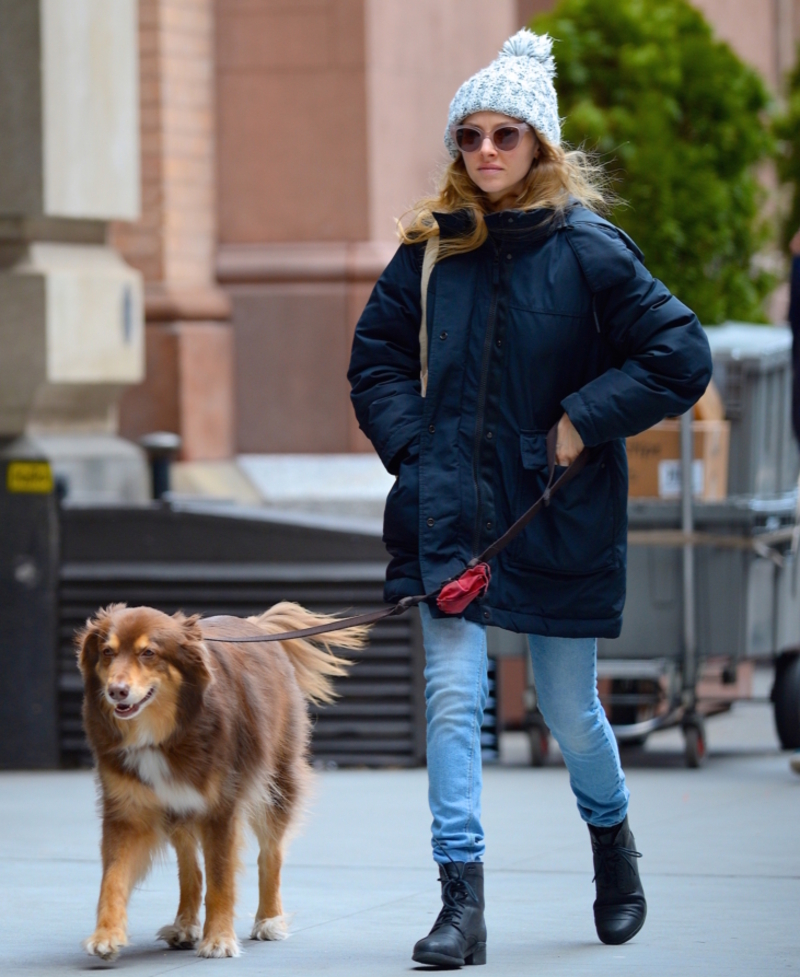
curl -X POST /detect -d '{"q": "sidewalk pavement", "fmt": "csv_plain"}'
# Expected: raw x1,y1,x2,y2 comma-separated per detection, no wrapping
1,686,797,976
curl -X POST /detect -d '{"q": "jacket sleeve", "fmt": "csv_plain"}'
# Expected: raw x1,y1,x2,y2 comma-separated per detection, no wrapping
560,220,713,447
348,242,425,473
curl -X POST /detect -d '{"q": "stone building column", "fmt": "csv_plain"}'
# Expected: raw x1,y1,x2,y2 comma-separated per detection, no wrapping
114,0,234,461
0,0,148,502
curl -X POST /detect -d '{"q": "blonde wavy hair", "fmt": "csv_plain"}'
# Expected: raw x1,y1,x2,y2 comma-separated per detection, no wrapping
399,133,611,260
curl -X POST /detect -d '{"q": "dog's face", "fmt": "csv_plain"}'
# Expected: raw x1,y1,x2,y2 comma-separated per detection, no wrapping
78,605,212,736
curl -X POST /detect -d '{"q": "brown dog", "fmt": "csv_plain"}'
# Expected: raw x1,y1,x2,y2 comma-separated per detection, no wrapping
77,602,366,960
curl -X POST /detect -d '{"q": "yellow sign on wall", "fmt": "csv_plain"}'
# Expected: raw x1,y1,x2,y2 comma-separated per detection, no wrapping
6,462,54,494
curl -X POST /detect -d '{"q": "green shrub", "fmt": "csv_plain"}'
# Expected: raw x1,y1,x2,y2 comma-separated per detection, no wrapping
774,51,800,253
533,0,774,323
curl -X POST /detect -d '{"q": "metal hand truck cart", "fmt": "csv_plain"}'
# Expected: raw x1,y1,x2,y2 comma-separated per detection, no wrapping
523,325,800,768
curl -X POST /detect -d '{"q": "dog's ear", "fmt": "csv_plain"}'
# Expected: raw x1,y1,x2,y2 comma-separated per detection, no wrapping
76,623,102,676
76,604,125,676
172,612,213,689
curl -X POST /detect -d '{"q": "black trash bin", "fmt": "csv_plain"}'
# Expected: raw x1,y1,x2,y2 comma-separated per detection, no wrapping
0,438,59,768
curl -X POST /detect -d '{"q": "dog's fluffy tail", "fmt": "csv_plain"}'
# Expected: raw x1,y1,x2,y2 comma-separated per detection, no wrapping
247,602,368,704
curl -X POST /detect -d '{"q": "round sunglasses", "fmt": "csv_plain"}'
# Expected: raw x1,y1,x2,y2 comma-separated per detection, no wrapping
452,122,532,154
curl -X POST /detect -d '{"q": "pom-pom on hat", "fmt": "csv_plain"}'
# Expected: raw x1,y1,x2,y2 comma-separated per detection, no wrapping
444,29,560,159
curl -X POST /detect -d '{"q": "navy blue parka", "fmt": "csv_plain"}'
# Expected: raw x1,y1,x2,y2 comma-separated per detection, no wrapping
789,254,800,443
348,205,712,638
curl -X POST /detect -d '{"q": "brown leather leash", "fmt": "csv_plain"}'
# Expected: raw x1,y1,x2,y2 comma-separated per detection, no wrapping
214,425,589,644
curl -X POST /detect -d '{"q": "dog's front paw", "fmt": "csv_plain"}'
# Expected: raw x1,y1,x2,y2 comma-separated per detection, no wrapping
197,932,241,958
84,928,128,961
157,919,201,949
251,915,289,941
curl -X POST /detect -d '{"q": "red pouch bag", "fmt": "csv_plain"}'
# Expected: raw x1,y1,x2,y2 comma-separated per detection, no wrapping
436,563,492,615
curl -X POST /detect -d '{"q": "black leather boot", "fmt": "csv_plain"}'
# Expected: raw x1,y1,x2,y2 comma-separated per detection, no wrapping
412,861,487,968
589,817,647,945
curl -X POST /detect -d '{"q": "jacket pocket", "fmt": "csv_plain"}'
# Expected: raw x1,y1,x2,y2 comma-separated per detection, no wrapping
508,430,617,575
382,438,420,556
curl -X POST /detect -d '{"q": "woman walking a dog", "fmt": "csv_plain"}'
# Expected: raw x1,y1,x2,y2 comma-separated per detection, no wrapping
349,29,711,968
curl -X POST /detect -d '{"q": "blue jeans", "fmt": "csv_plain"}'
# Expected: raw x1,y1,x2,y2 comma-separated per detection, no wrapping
420,603,629,864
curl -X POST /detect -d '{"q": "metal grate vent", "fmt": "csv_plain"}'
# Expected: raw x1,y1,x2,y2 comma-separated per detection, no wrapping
717,360,743,419
58,562,426,769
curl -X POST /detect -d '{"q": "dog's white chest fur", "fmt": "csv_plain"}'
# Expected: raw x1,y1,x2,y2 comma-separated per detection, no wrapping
124,747,206,816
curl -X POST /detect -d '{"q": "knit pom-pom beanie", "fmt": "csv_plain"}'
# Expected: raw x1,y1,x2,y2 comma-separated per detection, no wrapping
444,29,560,158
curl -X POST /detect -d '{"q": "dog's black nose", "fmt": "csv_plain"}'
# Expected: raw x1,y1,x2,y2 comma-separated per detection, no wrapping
108,682,130,702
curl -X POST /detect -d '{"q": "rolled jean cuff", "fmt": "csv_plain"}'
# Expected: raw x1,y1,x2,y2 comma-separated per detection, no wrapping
433,850,483,865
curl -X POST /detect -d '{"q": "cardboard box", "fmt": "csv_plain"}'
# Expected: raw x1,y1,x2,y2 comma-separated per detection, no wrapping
626,420,730,499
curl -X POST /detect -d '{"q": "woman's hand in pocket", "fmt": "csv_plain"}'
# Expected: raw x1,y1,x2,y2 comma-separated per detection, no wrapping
556,413,585,466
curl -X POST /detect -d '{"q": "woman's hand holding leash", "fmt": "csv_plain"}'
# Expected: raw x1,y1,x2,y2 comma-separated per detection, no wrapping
556,412,585,466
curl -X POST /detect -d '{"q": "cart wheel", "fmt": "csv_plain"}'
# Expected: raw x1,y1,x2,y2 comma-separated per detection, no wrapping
529,726,549,767
683,719,706,769
772,653,800,749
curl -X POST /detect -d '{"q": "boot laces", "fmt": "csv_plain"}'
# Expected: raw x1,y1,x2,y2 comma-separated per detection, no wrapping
433,875,478,929
591,841,642,886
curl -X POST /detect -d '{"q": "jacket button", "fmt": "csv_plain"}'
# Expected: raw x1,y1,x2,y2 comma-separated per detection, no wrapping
428,424,435,434
496,338,502,347
426,517,435,527
486,521,492,530
486,431,493,440
483,610,491,620
439,331,448,340
506,253,512,260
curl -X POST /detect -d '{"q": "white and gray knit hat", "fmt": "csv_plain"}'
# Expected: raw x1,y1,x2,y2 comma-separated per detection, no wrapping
444,29,560,159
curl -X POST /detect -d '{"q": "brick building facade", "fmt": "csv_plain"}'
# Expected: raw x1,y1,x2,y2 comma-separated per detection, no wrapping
114,0,800,459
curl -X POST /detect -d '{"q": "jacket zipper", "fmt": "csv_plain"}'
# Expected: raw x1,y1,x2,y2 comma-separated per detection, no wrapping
471,248,501,554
